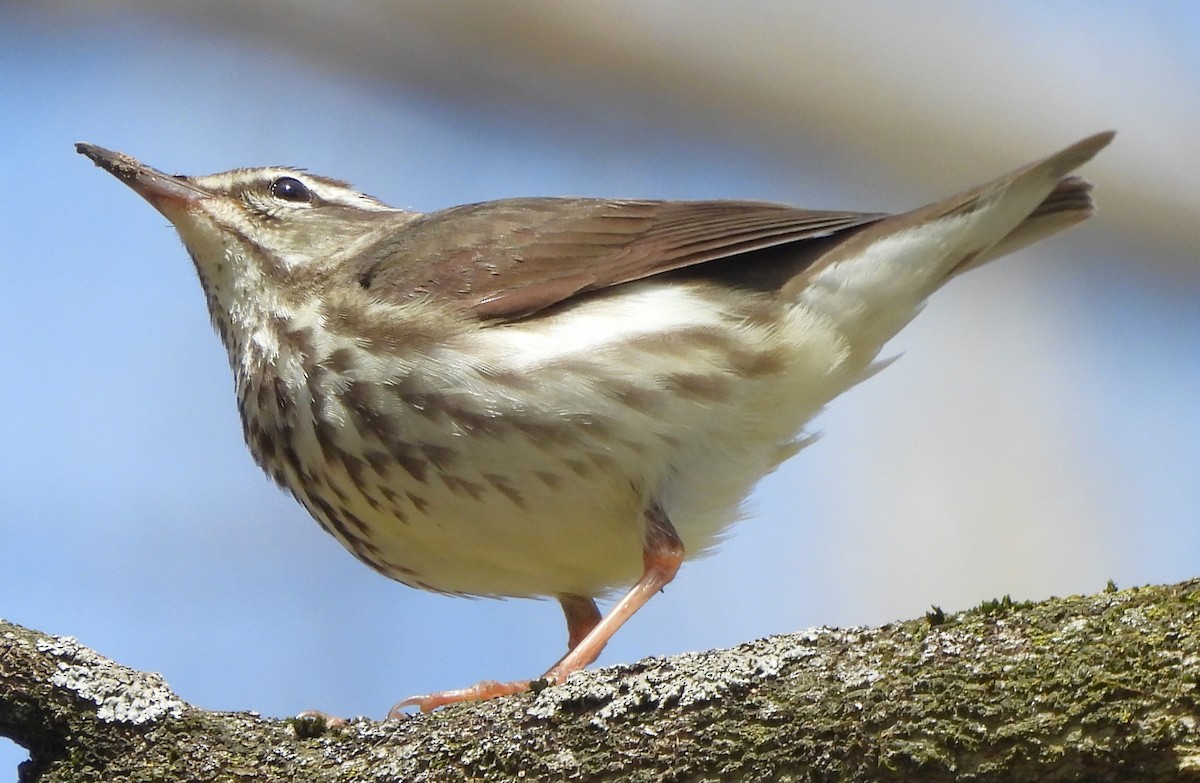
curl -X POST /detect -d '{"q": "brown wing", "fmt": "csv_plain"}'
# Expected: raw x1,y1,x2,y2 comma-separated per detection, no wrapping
350,198,886,320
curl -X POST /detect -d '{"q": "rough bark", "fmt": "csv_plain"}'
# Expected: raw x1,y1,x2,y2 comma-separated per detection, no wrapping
3,579,1198,782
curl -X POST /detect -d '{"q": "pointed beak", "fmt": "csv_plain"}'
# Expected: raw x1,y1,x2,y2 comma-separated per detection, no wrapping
76,143,209,216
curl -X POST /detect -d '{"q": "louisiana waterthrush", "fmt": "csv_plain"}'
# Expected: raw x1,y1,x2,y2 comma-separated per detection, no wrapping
78,131,1113,713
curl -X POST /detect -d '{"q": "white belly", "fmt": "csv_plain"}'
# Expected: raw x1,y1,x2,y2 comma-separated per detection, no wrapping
244,271,926,598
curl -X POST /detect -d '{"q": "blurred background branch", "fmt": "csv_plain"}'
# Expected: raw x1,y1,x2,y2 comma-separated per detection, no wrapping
29,0,1200,259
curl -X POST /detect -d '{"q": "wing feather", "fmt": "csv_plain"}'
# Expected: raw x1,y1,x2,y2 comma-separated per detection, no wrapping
349,198,884,319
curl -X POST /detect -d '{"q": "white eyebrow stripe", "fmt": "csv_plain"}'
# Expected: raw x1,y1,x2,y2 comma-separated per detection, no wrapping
304,181,394,211
189,168,396,212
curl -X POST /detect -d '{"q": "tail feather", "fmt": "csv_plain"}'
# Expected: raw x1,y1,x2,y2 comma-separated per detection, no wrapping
786,131,1115,301
953,171,1099,275
780,132,1113,365
940,132,1112,276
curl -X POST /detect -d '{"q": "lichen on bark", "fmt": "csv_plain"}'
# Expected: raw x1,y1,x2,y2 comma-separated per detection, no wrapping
3,579,1198,782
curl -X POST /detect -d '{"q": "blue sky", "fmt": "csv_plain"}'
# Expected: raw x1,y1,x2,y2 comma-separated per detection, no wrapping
2,4,1197,773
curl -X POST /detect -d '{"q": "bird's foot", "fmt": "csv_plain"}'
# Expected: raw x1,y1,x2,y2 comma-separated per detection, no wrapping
389,678,535,716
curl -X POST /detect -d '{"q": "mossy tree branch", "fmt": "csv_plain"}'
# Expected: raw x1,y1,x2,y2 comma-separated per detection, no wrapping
3,580,1199,782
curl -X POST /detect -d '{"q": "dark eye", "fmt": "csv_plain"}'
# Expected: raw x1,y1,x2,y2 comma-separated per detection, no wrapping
270,176,311,203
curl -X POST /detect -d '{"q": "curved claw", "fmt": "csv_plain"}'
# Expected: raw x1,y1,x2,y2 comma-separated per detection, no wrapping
388,679,533,716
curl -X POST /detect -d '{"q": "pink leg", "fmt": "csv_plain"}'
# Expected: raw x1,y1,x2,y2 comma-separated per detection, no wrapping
541,505,682,682
389,504,684,715
558,594,602,650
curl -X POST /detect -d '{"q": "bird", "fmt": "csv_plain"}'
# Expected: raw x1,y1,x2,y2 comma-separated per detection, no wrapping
77,131,1113,714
